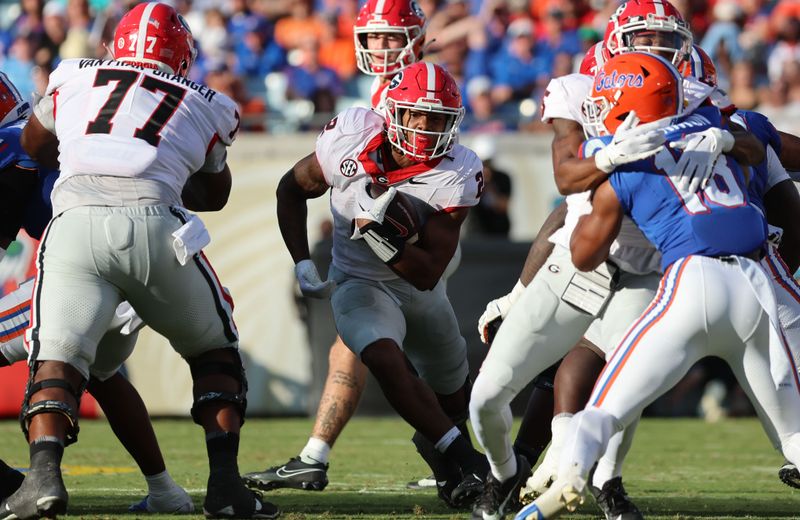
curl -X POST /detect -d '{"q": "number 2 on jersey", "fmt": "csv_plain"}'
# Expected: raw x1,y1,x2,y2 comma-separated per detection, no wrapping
85,69,187,147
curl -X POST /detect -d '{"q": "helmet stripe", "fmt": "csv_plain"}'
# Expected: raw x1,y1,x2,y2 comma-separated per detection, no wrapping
653,0,666,16
425,62,436,95
136,2,158,59
374,0,387,19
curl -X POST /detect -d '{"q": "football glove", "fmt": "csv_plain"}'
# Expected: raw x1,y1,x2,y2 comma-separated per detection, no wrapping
351,186,406,264
594,112,667,174
295,259,335,299
477,280,526,345
669,126,735,193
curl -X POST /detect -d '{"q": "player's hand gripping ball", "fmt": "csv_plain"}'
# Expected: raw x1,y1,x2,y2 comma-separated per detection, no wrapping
355,183,420,244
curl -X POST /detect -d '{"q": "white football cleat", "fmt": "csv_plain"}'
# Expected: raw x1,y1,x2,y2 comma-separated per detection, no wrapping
513,477,585,520
519,459,558,504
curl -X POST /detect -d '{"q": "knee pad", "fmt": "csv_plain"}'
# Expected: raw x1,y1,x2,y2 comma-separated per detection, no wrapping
532,361,560,392
20,376,84,446
189,349,248,426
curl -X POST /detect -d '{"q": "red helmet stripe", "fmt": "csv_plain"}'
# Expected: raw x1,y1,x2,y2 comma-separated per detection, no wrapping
136,2,158,60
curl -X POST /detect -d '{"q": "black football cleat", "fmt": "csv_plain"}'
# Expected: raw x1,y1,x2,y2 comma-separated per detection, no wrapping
0,465,67,520
471,455,531,520
779,461,800,489
204,474,279,519
243,457,328,492
0,461,24,504
590,477,643,520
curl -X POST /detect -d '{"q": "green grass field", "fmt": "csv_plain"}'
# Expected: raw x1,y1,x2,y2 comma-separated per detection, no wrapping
0,417,798,519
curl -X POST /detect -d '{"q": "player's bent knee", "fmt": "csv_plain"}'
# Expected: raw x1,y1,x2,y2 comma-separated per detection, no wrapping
188,348,248,426
21,375,85,446
470,373,516,419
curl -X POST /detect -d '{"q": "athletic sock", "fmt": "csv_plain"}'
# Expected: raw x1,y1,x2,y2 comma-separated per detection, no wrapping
29,438,64,472
206,431,239,478
299,437,330,465
145,470,180,496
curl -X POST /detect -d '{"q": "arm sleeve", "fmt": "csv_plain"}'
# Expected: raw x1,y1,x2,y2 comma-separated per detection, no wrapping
33,95,56,133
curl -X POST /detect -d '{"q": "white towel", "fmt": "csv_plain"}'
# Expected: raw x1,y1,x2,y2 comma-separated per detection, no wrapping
114,301,145,336
172,213,211,266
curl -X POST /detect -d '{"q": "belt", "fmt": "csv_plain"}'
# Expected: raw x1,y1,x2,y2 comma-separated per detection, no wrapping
714,247,765,263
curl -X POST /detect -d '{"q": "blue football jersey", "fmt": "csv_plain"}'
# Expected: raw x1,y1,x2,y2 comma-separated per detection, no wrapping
583,107,767,270
730,110,781,212
0,120,58,240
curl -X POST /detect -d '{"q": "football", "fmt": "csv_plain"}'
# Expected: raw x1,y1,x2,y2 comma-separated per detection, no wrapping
360,183,420,244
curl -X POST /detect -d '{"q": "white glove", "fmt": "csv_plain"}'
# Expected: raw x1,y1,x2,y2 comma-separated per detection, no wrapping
594,112,667,174
669,126,735,193
295,259,335,299
477,280,526,344
351,186,397,240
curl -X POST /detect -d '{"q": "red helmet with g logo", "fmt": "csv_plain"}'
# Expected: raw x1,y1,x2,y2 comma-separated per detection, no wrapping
384,62,464,161
354,0,426,76
583,52,683,136
112,2,197,77
603,0,693,67
680,45,717,86
0,72,30,128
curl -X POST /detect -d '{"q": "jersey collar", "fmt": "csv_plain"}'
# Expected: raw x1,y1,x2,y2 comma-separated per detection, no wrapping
358,131,444,185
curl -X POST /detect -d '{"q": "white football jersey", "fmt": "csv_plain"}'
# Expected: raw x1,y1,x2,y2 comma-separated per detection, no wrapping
44,59,240,206
540,72,663,274
316,107,482,281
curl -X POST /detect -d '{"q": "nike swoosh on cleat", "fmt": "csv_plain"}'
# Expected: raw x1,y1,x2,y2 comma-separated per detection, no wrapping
275,467,324,478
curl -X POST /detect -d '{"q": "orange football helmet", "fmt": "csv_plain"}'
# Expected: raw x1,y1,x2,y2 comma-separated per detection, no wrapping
583,52,683,136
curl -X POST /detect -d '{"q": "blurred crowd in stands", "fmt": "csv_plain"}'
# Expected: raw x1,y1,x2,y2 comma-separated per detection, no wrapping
1,0,799,132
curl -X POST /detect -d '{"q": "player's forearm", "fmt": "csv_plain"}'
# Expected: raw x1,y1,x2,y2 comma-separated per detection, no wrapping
390,244,451,291
182,165,232,211
519,200,567,285
729,129,765,166
779,131,800,171
570,214,614,272
554,157,608,195
276,173,313,264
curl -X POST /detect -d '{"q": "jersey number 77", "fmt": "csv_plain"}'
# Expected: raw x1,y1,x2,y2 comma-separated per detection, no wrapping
85,68,187,147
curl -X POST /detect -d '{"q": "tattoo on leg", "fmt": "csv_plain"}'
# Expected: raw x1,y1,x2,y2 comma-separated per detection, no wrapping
312,370,364,442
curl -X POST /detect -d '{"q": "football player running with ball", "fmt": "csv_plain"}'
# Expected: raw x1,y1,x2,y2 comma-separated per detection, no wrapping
244,0,440,496
276,61,489,509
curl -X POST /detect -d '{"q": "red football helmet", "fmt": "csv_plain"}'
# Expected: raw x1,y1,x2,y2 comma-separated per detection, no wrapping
583,52,683,136
384,62,464,161
354,0,426,76
680,44,717,86
603,0,693,66
580,42,605,76
0,72,30,128
112,2,197,77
